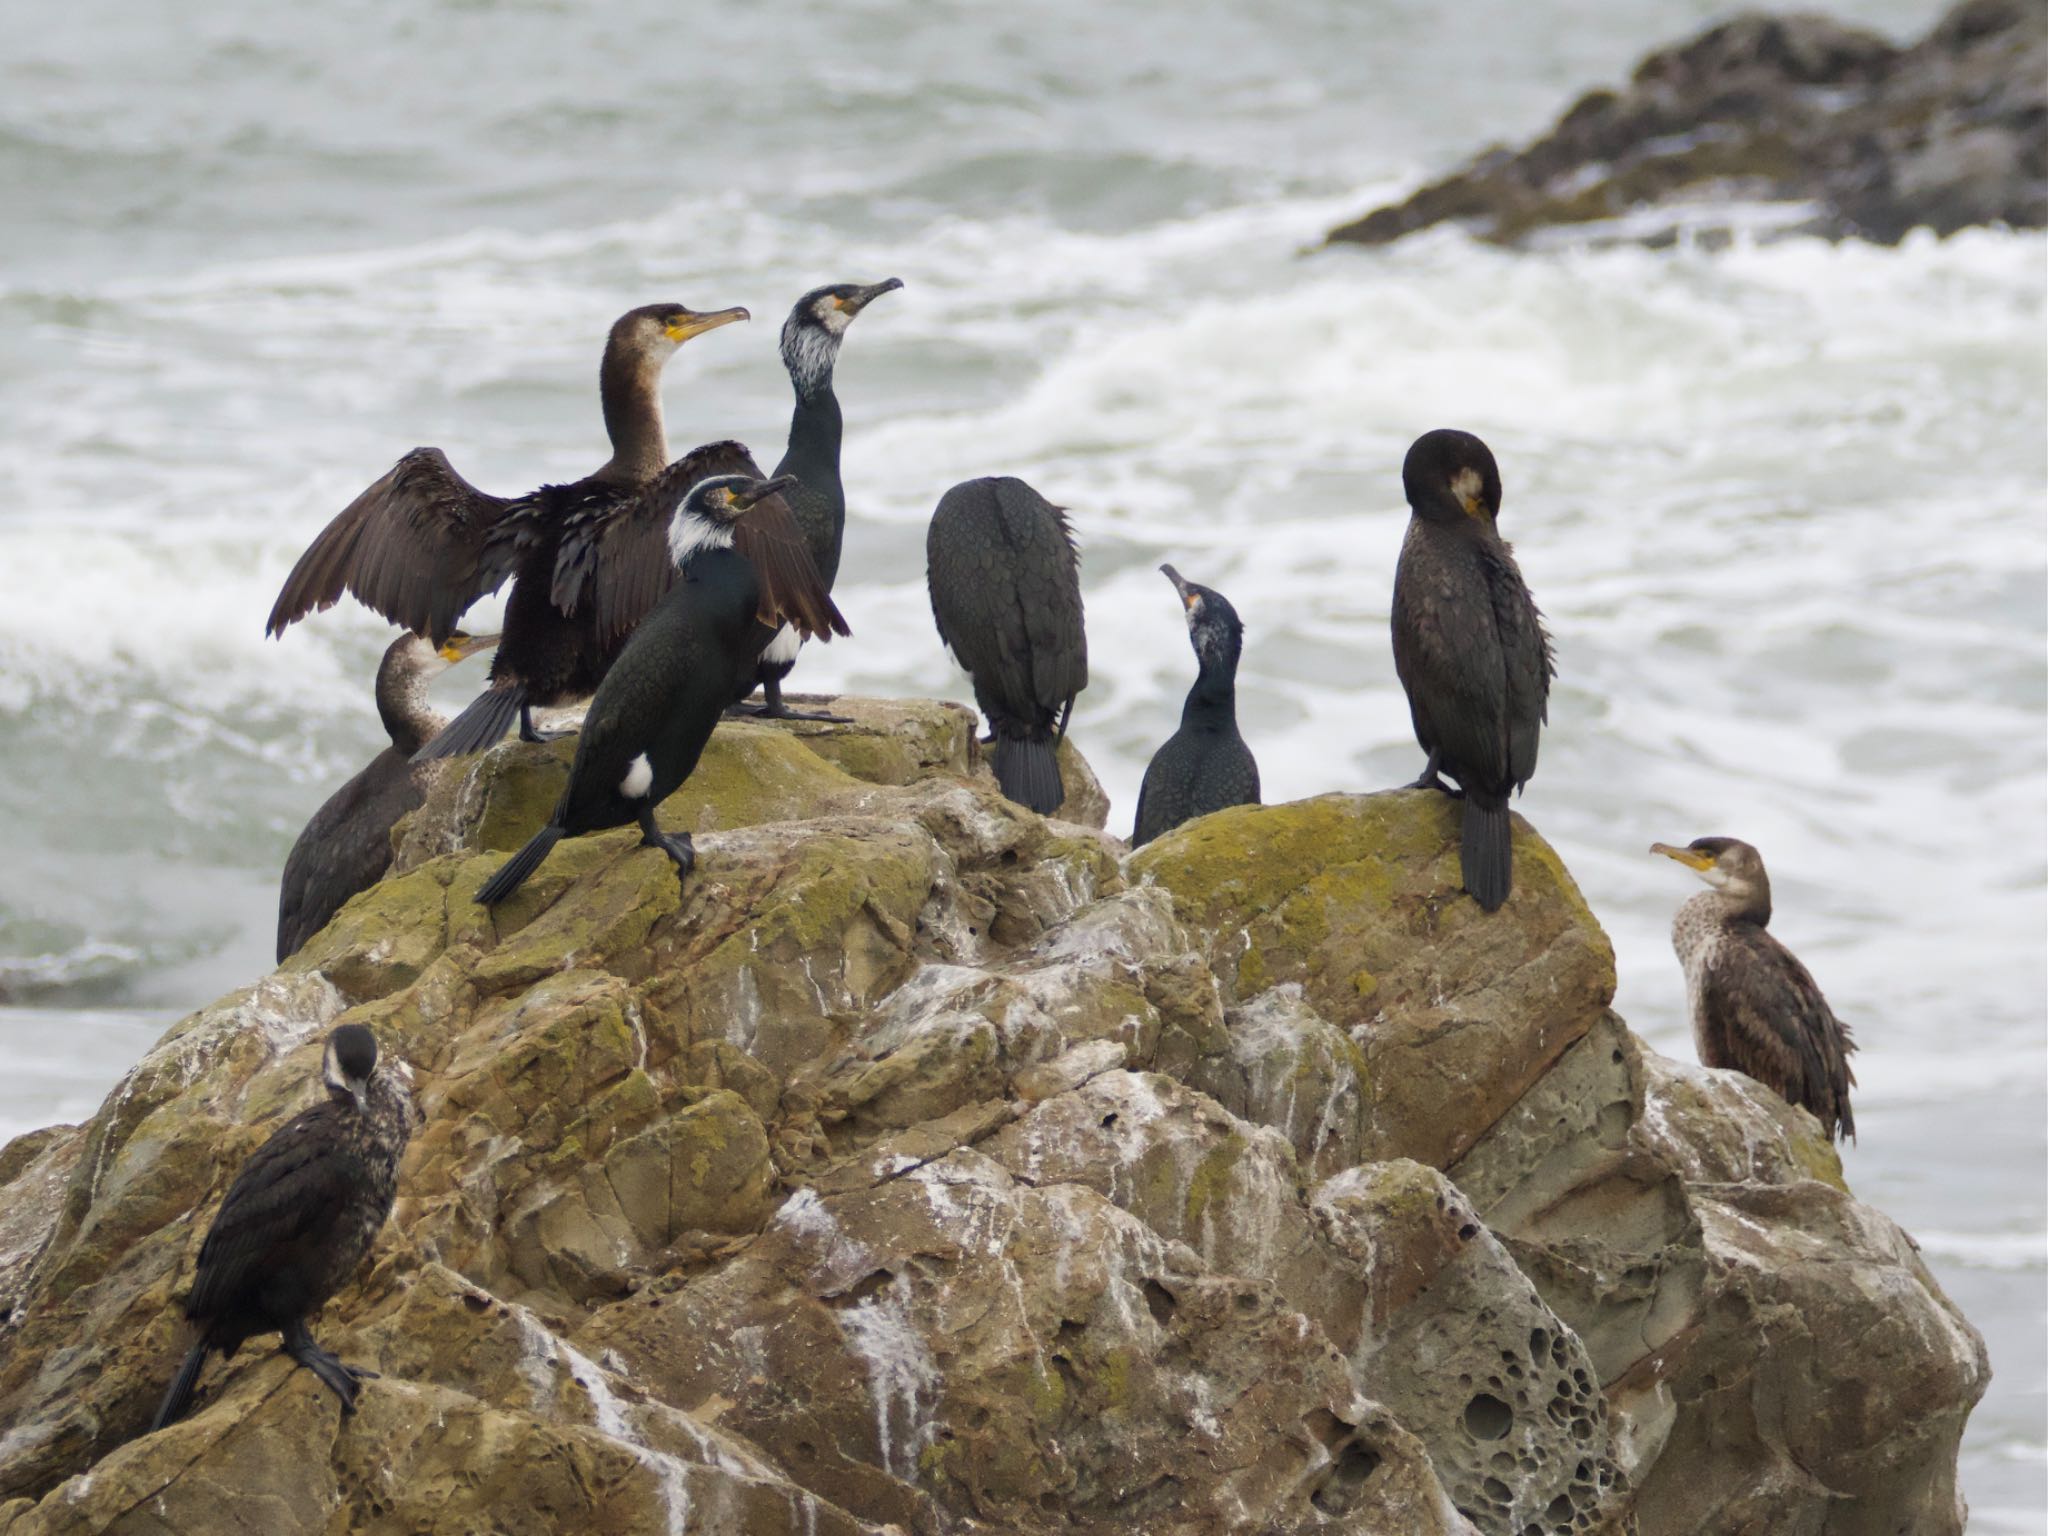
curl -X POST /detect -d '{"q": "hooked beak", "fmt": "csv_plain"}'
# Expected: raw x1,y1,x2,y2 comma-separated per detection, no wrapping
841,278,904,317
1650,842,1715,871
732,474,800,512
666,305,750,342
1160,564,1199,609
439,630,501,664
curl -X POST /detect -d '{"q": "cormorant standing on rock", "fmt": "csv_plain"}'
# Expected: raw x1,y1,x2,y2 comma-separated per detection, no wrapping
263,302,750,757
476,473,847,906
1390,429,1553,911
926,476,1087,815
151,1024,413,1430
276,629,498,962
1132,566,1259,847
732,278,902,722
1652,837,1857,1142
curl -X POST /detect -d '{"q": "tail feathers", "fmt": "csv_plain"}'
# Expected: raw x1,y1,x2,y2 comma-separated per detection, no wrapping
1460,797,1513,912
992,733,1064,816
414,684,525,763
152,1340,211,1432
476,826,565,907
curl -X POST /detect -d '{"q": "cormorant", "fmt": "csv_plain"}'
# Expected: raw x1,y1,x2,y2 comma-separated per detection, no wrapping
1389,428,1553,911
731,278,902,721
1131,566,1259,847
263,302,750,757
276,629,498,962
151,1024,413,1430
476,472,847,906
1652,837,1857,1142
926,476,1087,815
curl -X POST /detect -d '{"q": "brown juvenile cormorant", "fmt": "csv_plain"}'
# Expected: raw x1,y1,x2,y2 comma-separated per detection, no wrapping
731,278,902,721
476,472,847,906
151,1024,414,1429
926,476,1087,815
263,302,749,757
1652,837,1857,1142
1390,428,1553,911
276,629,498,962
1131,566,1259,847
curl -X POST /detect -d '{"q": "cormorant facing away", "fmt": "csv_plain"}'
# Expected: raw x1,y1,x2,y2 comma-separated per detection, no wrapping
263,302,750,758
276,629,498,962
476,473,847,906
1390,428,1553,911
1652,837,1857,1142
732,278,903,722
151,1024,413,1430
1131,566,1259,847
926,476,1088,815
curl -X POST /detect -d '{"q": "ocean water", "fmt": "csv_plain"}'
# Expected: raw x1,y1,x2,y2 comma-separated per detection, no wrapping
1,0,2040,1523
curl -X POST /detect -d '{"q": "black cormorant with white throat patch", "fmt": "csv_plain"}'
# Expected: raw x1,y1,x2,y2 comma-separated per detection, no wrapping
476,472,847,906
151,1024,413,1430
264,302,749,757
1390,428,1553,911
1132,566,1258,847
276,629,497,962
731,278,902,722
926,476,1087,815
1652,837,1857,1142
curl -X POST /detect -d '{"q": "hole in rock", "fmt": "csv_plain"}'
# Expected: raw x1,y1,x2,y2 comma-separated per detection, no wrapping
1308,1441,1382,1515
1546,1493,1576,1522
1100,1112,1119,1129
1529,1327,1550,1357
1142,1280,1177,1327
1465,1392,1515,1441
1459,1222,1479,1240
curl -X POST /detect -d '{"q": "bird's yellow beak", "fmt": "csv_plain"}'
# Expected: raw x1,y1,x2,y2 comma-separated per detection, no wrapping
1650,842,1715,871
666,306,750,342
440,631,501,664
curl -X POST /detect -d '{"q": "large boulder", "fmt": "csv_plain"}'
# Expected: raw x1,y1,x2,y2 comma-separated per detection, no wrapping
0,699,1986,1534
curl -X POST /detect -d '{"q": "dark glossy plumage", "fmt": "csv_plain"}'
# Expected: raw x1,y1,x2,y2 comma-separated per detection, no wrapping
927,476,1088,815
152,1025,413,1430
276,632,495,962
1133,566,1259,847
1390,428,1553,910
1654,837,1857,1142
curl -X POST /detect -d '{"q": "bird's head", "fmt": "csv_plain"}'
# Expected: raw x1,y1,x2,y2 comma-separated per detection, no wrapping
780,278,903,394
668,473,800,565
1402,428,1502,528
322,1023,380,1113
611,301,750,366
1161,564,1244,675
1651,836,1772,913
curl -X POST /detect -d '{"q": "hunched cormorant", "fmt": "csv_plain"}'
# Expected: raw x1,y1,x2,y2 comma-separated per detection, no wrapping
1131,566,1259,847
476,472,847,906
276,629,498,962
732,278,902,721
1652,837,1857,1142
263,302,749,757
926,476,1087,815
152,1024,413,1430
1390,428,1553,911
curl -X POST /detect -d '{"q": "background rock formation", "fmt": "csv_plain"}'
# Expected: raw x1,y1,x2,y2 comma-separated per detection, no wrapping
0,699,1986,1533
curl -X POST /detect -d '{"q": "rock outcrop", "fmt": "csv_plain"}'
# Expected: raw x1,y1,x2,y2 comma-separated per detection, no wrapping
0,697,1986,1534
1326,0,2047,249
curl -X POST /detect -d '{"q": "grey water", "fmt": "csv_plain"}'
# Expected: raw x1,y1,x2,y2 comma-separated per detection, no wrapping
0,0,2040,1524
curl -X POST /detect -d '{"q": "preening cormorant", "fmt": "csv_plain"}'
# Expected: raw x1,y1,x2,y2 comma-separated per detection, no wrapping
1131,565,1259,847
926,476,1087,815
1390,429,1553,911
1652,837,1857,1142
732,278,902,721
276,629,497,962
476,472,847,906
152,1024,413,1430
263,302,750,757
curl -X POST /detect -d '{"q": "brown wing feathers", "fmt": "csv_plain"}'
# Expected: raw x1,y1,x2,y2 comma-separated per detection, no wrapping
734,491,849,641
587,440,768,643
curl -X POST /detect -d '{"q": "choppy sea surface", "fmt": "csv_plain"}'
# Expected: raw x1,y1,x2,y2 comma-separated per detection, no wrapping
1,0,2041,1522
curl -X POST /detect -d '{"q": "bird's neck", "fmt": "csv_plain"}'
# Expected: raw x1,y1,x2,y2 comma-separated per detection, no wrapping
778,371,844,507
1181,661,1238,727
596,347,670,485
375,645,442,756
1692,885,1772,928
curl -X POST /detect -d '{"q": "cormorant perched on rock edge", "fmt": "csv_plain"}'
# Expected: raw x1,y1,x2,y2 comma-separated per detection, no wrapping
151,1024,413,1430
1132,565,1259,847
731,278,902,722
1390,429,1552,911
1652,837,1857,1142
926,476,1088,815
476,472,847,906
263,302,749,757
276,629,497,963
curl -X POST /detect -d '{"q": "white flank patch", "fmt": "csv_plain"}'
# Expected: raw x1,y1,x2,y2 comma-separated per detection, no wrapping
620,753,653,798
761,625,802,665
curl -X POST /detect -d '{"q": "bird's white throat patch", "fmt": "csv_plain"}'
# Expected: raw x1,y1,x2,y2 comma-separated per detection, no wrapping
620,753,654,798
781,316,842,396
762,625,803,665
667,511,735,567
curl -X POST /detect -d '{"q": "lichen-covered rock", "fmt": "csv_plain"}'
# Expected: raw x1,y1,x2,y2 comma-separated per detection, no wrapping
0,700,1984,1534
1326,0,2047,249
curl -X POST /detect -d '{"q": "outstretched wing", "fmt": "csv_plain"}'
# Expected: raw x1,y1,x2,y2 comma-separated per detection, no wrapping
184,1103,358,1319
565,440,766,644
1701,927,1858,1141
267,448,525,644
733,489,850,641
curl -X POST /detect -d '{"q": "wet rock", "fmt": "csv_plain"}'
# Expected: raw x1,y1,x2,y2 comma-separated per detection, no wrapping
1327,0,2048,248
